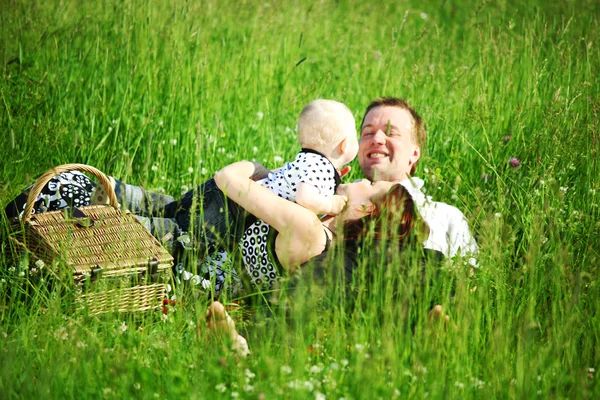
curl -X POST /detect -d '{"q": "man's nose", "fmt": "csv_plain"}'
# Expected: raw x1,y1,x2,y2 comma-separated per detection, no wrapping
371,129,387,144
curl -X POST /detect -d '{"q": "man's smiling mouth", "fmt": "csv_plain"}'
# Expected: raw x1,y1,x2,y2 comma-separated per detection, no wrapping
368,152,388,159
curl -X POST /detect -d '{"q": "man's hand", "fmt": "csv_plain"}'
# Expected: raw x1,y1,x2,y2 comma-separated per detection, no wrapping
328,194,348,215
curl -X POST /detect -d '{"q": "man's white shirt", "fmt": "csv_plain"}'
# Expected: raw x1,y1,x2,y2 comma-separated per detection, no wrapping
398,177,478,266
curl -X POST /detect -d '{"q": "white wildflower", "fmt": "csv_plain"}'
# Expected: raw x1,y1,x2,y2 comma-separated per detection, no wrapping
151,164,159,172
188,167,194,173
54,327,68,341
309,364,323,374
201,168,208,175
281,365,292,374
420,12,428,19
494,212,502,218
315,392,326,400
158,120,164,126
354,343,364,352
119,322,128,334
256,111,264,120
340,359,349,367
454,381,464,389
253,146,258,154
245,369,256,380
170,139,177,145
274,155,284,163
215,383,227,393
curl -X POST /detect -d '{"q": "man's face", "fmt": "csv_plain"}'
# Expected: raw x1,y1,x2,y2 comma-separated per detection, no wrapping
358,106,420,182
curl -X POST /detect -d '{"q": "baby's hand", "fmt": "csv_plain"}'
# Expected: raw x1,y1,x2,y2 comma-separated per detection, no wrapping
329,195,348,215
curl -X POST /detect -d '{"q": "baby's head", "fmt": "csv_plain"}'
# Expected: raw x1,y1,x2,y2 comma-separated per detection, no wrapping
297,99,359,168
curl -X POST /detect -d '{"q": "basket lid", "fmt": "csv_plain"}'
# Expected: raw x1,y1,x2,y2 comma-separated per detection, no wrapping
20,205,173,273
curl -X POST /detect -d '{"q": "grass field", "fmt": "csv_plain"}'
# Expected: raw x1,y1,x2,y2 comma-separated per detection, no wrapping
1,0,599,398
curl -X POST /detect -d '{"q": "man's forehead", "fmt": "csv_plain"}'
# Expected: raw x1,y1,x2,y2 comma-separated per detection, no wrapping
362,106,414,130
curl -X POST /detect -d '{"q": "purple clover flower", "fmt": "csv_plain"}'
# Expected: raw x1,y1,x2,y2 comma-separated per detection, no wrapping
509,158,520,168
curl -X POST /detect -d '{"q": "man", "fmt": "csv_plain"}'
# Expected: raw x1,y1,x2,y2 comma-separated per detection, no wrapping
358,97,477,264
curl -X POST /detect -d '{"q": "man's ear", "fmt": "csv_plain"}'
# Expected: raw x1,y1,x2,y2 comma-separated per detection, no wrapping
409,145,421,166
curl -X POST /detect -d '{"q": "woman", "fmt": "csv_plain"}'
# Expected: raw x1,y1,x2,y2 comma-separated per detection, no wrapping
206,160,427,354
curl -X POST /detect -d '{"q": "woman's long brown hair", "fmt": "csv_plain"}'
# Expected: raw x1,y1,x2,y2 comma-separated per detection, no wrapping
343,184,429,247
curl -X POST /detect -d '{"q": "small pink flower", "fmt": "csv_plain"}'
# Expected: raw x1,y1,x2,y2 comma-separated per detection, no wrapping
509,158,520,167
481,174,492,182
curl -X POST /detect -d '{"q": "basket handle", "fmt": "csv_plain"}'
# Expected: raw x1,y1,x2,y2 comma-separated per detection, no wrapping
22,164,119,222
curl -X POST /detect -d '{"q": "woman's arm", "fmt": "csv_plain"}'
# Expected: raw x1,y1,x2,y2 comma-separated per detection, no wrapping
214,161,329,269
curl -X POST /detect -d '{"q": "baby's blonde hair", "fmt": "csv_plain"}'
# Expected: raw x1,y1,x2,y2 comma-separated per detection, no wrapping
297,99,356,149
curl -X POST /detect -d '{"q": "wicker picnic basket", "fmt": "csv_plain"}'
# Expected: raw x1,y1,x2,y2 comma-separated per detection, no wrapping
7,164,174,314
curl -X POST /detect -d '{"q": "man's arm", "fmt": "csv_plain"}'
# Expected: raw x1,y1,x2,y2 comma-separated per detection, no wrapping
447,207,478,266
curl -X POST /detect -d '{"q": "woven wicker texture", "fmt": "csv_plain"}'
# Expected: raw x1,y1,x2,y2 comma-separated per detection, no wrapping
76,284,168,315
15,205,172,275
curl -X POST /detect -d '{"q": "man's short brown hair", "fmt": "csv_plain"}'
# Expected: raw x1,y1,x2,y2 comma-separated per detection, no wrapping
361,98,427,175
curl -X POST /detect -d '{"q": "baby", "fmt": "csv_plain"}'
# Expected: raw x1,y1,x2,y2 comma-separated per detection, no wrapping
256,99,358,214
196,99,359,295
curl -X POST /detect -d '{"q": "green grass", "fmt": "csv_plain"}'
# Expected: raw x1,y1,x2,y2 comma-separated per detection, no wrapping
1,0,599,398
